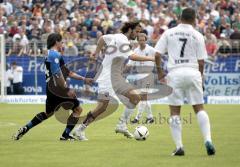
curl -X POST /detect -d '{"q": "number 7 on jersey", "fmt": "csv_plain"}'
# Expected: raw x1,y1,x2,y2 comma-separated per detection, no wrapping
179,38,187,58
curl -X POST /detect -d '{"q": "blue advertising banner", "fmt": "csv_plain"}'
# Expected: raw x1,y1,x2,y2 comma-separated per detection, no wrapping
6,56,94,95
6,55,240,99
204,55,240,97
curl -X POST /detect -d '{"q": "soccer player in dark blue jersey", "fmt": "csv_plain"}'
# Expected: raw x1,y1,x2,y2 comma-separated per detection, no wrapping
13,33,93,140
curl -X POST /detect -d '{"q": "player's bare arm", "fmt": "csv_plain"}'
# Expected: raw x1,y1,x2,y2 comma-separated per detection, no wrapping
93,36,106,58
198,59,205,89
198,59,204,76
155,52,165,81
129,53,155,62
68,71,94,85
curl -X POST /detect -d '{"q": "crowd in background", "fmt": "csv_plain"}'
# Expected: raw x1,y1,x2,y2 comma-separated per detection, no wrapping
0,0,240,59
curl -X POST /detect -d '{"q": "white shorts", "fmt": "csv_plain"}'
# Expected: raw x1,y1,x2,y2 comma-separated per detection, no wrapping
166,68,204,105
97,82,134,101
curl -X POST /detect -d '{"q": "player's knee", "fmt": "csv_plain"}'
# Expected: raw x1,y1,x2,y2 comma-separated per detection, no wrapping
73,106,82,116
102,100,109,111
97,100,109,113
130,94,141,105
192,104,204,113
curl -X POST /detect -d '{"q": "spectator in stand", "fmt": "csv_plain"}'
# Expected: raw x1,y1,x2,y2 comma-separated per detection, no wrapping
6,14,15,27
0,0,13,16
7,37,22,56
18,15,29,27
67,26,80,43
222,23,234,38
41,26,52,43
230,25,240,40
40,13,54,30
41,25,52,54
59,10,71,29
218,33,231,57
101,12,113,29
28,17,42,40
32,3,42,17
0,16,7,34
204,28,218,60
137,3,150,20
2,0,240,58
8,21,19,37
89,26,98,38
64,41,78,57
232,14,240,31
13,28,29,55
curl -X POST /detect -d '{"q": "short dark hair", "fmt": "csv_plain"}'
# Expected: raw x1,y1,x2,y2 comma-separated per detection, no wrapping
47,33,62,49
121,21,141,33
181,8,196,23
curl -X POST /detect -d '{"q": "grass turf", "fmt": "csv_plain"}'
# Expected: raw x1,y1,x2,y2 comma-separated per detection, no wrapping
0,104,239,167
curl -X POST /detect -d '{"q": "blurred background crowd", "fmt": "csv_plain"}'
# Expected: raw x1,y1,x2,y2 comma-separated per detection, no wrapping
0,0,240,59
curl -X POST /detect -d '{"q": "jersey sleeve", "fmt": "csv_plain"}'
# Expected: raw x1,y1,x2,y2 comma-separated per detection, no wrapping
196,34,208,60
154,31,168,54
102,34,114,46
149,46,156,56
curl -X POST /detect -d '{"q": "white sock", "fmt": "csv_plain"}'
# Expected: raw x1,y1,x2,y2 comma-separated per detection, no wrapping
76,123,87,132
169,115,183,149
145,101,153,119
117,107,134,127
136,101,145,120
197,110,212,143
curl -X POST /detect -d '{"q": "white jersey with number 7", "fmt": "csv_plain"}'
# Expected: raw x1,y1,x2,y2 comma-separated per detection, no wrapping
154,24,208,71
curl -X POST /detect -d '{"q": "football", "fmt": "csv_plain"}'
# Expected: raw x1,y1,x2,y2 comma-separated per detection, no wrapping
133,125,149,140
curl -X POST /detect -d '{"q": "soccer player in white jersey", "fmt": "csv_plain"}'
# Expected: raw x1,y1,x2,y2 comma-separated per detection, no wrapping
72,21,155,140
154,8,215,156
125,33,155,124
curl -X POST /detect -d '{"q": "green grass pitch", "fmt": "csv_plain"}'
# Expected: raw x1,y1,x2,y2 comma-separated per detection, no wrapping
0,104,240,167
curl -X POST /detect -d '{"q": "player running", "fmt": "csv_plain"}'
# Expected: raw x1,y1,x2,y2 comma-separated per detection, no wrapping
127,33,156,124
154,8,216,156
13,33,93,141
72,21,156,140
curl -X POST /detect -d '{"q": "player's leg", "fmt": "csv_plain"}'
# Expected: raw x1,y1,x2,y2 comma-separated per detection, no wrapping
169,105,184,156
187,70,215,155
115,106,135,138
13,112,52,140
13,98,55,140
193,104,215,155
131,102,143,124
115,89,140,138
166,70,185,156
145,101,154,124
60,102,82,140
131,101,154,124
73,99,109,140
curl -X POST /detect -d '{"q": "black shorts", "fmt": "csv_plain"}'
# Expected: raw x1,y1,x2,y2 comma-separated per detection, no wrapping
45,94,80,114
